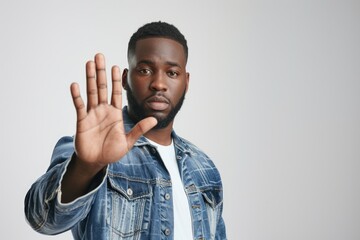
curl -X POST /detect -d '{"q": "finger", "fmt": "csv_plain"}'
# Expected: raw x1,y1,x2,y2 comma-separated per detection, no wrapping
111,66,122,109
86,60,98,110
94,53,108,104
70,82,87,121
126,117,158,147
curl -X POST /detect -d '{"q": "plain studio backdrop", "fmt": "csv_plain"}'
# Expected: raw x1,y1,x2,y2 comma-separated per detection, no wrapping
1,0,359,239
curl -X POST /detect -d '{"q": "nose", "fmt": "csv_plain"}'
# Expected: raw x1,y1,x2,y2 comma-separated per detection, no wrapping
150,71,167,91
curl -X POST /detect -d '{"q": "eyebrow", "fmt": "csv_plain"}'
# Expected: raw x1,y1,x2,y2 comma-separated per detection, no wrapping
137,59,182,69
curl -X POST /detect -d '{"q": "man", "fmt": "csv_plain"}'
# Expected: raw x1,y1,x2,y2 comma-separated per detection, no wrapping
25,21,226,240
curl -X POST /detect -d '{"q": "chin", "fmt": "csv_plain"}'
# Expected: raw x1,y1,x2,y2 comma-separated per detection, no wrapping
151,111,168,119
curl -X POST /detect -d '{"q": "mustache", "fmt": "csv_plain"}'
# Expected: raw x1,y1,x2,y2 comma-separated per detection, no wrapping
145,93,170,104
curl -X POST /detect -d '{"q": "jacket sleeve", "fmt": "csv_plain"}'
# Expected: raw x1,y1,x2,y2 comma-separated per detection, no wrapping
215,209,227,239
24,136,106,235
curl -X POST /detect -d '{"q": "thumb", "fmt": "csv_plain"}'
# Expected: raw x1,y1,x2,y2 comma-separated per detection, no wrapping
126,117,157,147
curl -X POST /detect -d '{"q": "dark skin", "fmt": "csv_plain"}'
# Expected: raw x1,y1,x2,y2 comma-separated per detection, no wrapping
124,37,189,144
61,38,189,203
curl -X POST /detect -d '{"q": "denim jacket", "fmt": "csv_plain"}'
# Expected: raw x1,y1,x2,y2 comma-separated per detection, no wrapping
25,109,226,240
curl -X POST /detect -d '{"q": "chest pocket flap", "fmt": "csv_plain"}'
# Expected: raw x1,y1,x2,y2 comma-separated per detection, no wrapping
108,175,152,200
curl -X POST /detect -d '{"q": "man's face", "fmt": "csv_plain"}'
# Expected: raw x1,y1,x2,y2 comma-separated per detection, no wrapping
123,37,189,129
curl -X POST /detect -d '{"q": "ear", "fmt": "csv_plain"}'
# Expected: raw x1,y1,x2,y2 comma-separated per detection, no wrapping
185,72,190,93
122,69,129,90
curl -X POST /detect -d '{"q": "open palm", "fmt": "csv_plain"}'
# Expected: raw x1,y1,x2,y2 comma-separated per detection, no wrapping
70,53,157,169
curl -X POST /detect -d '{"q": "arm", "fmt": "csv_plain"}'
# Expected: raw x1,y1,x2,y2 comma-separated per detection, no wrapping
61,53,157,203
24,53,157,235
24,136,93,235
215,210,227,240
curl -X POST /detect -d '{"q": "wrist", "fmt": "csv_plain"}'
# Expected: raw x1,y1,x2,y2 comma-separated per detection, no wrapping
71,153,107,178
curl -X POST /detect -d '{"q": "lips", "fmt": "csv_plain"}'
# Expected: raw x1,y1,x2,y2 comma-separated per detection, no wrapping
146,95,170,111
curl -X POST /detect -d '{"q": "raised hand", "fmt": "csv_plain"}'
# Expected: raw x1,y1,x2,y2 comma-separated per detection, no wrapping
71,53,157,169
62,53,157,202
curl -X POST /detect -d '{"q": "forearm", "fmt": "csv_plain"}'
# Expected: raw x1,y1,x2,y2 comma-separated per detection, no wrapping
25,157,107,235
60,154,106,203
24,160,70,234
24,136,106,235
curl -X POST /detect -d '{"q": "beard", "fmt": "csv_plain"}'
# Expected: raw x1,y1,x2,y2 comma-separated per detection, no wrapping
126,87,186,129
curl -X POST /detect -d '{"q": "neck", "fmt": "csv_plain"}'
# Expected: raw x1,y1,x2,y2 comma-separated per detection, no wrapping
144,122,173,146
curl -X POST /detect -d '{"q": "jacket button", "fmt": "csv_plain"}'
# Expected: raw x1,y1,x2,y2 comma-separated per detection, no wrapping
127,188,133,196
164,228,171,236
165,193,171,200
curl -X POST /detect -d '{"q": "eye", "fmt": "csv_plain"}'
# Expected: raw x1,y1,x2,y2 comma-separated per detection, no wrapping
138,68,151,75
167,71,179,78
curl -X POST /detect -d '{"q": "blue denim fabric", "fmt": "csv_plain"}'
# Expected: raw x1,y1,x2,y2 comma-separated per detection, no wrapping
25,108,227,240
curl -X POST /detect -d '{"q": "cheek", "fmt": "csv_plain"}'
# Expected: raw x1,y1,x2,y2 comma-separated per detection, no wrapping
170,83,187,102
175,80,188,94
129,79,149,97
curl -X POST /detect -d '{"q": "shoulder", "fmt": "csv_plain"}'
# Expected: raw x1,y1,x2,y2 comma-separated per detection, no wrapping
174,134,223,185
176,136,210,159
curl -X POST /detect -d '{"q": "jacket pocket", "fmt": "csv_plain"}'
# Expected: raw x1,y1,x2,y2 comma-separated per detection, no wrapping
107,175,152,239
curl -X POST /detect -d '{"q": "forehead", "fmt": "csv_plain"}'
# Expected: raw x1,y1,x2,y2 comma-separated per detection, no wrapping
131,37,186,66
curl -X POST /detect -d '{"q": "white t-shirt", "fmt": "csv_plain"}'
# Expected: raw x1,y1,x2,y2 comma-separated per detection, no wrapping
146,138,193,239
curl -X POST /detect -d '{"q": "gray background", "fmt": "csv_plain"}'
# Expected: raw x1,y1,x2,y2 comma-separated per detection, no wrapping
1,0,359,239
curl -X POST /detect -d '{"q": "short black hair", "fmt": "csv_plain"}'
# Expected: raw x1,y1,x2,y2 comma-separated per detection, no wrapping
127,21,188,62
